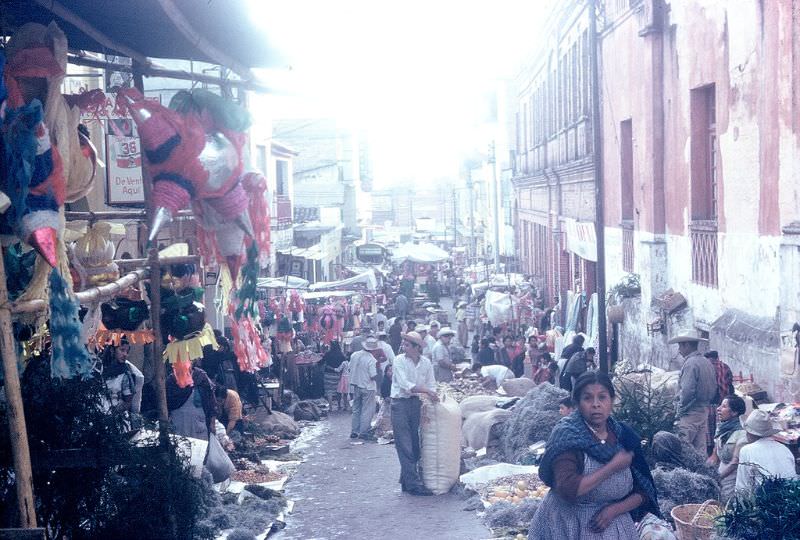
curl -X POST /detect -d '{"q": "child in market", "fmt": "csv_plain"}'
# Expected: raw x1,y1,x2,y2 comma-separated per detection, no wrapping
336,357,351,411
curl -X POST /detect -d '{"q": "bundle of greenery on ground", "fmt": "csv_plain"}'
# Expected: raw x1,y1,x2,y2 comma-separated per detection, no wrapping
714,476,800,540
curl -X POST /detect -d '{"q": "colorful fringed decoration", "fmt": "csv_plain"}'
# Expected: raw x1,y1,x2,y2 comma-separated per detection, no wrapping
241,171,270,267
233,241,260,321
92,324,154,350
48,269,93,379
229,311,271,373
163,323,218,388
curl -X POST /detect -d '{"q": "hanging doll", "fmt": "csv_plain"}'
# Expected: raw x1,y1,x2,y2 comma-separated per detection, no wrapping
2,22,98,303
319,305,336,345
160,287,218,388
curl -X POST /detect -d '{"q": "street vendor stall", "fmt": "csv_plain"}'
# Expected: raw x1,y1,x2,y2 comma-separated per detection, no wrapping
0,1,283,534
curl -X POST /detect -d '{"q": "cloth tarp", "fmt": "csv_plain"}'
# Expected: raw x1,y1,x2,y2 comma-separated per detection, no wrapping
485,290,520,326
390,242,449,264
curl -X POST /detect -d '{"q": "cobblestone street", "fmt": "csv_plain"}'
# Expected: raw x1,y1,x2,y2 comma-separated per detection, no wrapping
275,411,489,540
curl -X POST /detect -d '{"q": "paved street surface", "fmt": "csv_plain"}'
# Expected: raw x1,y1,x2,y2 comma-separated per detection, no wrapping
275,411,489,540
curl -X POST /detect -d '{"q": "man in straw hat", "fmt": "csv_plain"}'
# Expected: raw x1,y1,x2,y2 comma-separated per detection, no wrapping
669,329,717,454
348,336,381,440
735,409,797,491
390,331,438,496
431,327,457,382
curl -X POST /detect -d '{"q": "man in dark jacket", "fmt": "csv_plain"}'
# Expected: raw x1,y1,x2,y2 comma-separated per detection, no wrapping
671,331,717,454
561,347,596,391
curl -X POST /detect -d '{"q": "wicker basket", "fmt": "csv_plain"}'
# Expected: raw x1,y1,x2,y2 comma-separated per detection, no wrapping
670,500,722,540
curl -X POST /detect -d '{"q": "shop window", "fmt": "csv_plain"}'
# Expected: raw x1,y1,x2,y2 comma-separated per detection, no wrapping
690,84,718,287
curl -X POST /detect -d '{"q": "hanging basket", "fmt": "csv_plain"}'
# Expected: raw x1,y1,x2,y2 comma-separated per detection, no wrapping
670,499,722,540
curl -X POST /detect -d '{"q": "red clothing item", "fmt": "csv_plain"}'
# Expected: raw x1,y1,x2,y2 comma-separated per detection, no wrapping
709,358,734,402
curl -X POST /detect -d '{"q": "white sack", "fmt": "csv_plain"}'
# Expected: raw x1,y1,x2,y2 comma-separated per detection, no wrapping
421,394,462,495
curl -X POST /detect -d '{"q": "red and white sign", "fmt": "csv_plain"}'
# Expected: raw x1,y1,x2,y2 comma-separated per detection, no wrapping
564,218,597,262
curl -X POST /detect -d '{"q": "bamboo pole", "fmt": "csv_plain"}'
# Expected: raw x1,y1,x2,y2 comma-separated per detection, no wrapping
0,248,37,527
66,54,277,95
10,269,148,315
116,255,200,268
65,209,193,222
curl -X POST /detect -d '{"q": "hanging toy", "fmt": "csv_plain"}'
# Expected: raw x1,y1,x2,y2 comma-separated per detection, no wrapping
228,242,270,372
319,305,336,345
70,221,119,290
289,290,305,322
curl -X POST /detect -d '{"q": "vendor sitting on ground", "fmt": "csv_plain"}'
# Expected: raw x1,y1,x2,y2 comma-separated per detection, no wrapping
530,372,661,539
735,409,798,492
473,362,515,390
706,395,747,502
214,385,243,435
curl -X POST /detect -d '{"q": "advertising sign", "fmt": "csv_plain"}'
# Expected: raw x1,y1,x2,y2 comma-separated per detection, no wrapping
106,119,144,205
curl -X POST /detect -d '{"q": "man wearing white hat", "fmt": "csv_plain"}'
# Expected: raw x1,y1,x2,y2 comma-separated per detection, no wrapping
735,409,797,491
348,337,380,440
431,327,457,382
390,331,439,496
669,330,717,454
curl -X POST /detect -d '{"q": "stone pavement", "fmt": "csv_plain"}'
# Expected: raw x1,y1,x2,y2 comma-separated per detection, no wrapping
274,411,489,540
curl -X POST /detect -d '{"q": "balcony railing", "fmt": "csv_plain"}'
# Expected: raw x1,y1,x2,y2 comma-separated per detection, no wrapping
274,194,292,230
690,220,718,288
621,220,634,273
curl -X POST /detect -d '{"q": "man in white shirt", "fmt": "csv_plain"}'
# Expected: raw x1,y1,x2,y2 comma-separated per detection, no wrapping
735,409,797,492
431,327,457,382
348,337,380,440
476,362,514,390
391,331,439,496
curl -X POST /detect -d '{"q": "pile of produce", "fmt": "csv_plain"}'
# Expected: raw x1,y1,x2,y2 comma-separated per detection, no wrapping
230,458,286,484
444,377,491,402
501,383,568,463
652,466,720,519
482,475,549,506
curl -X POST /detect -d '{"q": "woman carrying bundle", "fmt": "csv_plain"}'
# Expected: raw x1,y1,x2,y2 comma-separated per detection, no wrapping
529,372,661,539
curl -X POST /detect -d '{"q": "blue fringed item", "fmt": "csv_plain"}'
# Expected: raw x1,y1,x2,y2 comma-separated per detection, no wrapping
2,100,43,230
49,270,94,379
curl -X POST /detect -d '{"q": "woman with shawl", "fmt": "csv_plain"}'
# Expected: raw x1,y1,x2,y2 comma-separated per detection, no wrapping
529,372,660,539
322,341,347,410
706,395,747,502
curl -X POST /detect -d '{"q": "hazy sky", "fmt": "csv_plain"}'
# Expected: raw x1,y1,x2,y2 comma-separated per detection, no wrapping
249,0,554,187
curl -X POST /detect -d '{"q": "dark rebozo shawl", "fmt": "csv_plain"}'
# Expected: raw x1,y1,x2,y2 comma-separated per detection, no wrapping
539,411,661,521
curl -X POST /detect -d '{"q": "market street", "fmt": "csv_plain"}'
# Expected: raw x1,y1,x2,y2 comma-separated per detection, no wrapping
275,412,488,540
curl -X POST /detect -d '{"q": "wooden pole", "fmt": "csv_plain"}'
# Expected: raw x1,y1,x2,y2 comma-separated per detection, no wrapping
0,248,37,527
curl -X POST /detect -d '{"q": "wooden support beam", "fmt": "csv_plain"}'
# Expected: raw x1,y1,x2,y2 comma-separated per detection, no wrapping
66,54,277,95
0,248,37,528
33,0,151,69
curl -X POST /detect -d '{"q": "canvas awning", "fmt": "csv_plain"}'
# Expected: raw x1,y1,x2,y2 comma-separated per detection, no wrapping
308,269,378,292
257,276,310,290
3,0,287,88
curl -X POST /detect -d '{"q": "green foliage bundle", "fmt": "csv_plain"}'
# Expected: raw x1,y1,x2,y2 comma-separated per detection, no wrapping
613,362,676,446
715,476,800,540
0,355,210,539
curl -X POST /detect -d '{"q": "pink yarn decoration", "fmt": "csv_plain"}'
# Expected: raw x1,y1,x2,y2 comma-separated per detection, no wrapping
152,180,191,213
205,182,248,220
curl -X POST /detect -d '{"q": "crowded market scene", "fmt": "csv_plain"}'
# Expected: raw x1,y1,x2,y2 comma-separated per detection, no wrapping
0,0,799,539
